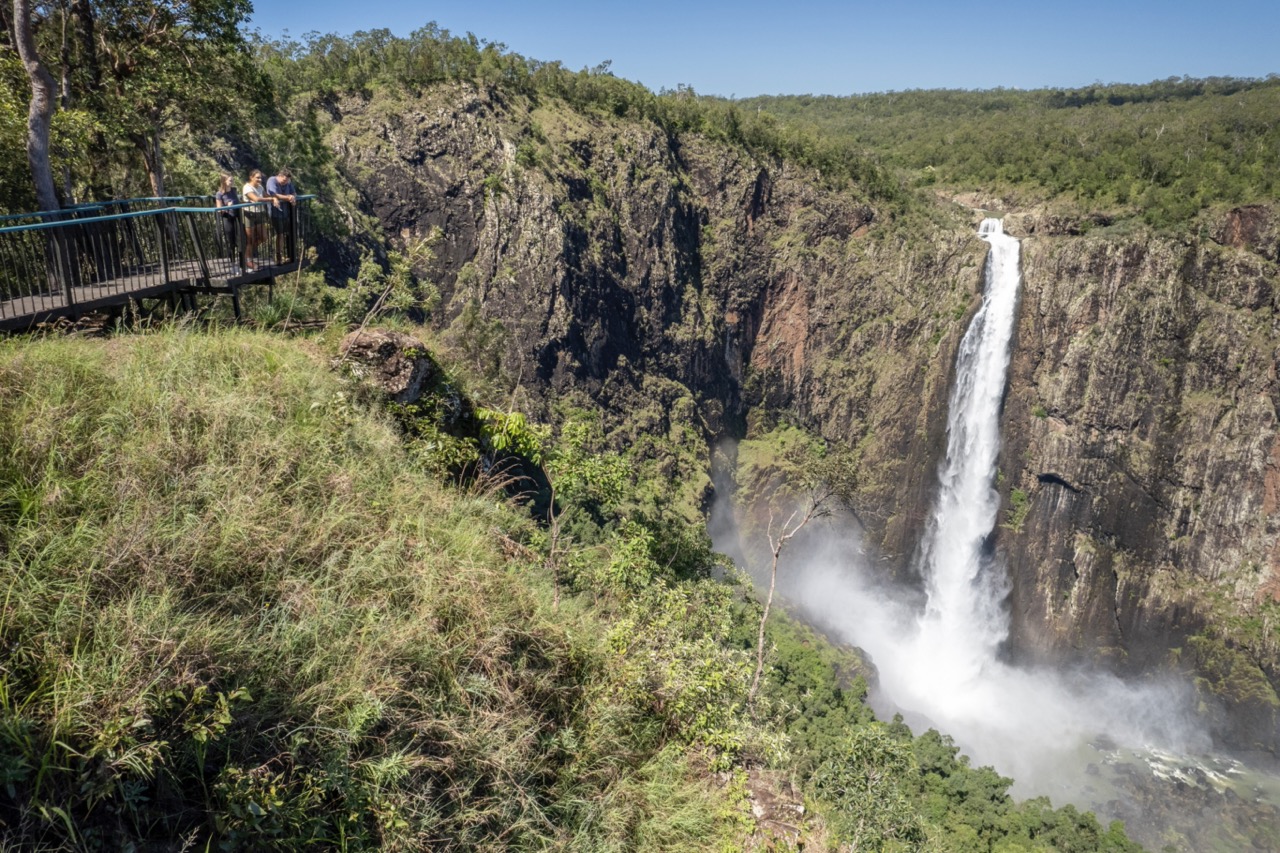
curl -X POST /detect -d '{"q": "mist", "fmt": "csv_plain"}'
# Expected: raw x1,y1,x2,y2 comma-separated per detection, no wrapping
717,509,1208,801
709,220,1279,846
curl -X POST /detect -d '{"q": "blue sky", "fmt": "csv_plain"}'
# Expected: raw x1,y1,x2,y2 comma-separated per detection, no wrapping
249,1,1280,97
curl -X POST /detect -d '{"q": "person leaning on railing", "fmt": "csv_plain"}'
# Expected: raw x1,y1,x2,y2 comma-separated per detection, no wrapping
265,168,298,264
241,170,273,270
214,173,250,274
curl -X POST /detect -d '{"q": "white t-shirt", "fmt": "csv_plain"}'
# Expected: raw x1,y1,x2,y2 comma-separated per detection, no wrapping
242,182,264,202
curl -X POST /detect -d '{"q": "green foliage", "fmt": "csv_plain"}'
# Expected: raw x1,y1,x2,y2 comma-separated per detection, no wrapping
252,25,897,201
743,614,874,780
547,416,628,512
734,425,861,527
476,407,548,463
741,77,1280,228
1003,487,1031,533
340,240,441,326
813,723,925,849
602,564,759,769
448,298,508,389
1186,634,1280,709
0,329,753,849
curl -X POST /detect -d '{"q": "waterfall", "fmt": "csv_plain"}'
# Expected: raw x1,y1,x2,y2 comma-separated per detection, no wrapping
862,217,1033,731
912,217,1022,690
714,218,1256,842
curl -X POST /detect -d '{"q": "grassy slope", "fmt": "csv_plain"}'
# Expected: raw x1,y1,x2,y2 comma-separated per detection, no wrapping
0,328,740,850
0,326,1147,851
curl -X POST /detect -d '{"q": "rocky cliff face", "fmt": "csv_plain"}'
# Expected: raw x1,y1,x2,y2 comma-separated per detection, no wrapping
999,215,1280,749
325,83,983,545
323,82,1280,749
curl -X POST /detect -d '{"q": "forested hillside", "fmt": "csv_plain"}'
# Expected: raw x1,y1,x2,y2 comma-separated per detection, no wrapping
3,9,1279,851
740,78,1280,228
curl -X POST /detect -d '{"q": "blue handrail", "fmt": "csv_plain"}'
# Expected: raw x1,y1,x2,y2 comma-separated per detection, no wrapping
0,195,316,328
0,195,318,234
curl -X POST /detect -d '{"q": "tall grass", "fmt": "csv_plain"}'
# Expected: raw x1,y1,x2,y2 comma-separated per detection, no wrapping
0,328,738,850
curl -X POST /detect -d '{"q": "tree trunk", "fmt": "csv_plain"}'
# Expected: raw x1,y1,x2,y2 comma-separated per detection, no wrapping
132,127,166,198
13,0,60,211
749,541,782,703
748,495,828,705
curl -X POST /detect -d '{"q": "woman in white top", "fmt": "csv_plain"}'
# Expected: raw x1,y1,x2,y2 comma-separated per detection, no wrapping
241,170,276,268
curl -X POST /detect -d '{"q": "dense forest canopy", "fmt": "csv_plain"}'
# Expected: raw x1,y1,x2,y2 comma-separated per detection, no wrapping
3,13,1274,230
739,76,1280,228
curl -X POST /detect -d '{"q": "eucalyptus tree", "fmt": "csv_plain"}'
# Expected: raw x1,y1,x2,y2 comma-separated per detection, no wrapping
4,0,262,205
10,0,59,210
88,0,261,197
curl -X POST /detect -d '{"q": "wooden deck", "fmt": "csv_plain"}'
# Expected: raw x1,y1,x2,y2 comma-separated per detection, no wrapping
0,257,302,331
0,197,312,332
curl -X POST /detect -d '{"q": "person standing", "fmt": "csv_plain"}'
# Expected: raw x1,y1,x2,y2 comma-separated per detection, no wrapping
265,168,298,264
214,173,250,273
241,169,272,269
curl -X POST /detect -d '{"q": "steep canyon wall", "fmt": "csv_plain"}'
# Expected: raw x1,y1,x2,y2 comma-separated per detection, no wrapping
999,218,1280,749
326,84,983,546
324,83,1280,749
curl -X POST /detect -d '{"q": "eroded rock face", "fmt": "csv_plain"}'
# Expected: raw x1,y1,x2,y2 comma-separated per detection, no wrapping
338,328,434,404
324,82,1280,748
1212,205,1277,261
326,83,983,559
999,230,1280,749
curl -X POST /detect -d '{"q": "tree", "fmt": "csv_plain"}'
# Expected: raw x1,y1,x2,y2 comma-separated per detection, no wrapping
12,0,59,210
812,724,924,848
89,0,259,196
747,487,832,704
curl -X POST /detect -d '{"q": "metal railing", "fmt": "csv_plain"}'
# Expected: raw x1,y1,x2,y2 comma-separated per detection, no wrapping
176,196,313,281
0,196,314,327
0,196,213,227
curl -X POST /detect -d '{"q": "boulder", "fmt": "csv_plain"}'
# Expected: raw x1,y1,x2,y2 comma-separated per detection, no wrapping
338,328,434,404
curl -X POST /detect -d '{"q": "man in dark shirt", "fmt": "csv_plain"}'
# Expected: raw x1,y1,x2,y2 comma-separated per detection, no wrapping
265,169,298,263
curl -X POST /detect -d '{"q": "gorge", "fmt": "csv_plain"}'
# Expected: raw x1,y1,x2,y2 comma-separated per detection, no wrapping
3,19,1280,846
321,81,1280,847
332,79,1280,746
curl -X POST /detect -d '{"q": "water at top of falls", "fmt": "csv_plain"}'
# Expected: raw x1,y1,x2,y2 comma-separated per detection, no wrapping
909,217,1023,688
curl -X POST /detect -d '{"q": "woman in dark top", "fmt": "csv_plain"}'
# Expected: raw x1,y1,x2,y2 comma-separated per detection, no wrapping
214,174,250,272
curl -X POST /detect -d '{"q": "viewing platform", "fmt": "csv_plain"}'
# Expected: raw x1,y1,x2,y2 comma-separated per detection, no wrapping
0,195,315,331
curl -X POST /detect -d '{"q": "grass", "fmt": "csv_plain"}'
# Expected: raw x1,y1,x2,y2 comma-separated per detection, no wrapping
0,327,744,849
0,323,1150,851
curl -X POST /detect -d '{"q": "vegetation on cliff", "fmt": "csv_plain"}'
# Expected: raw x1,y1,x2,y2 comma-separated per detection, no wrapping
740,77,1280,228
6,10,1278,850
0,321,1143,850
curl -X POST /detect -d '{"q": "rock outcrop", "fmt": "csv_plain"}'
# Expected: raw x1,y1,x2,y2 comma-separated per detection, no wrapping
338,328,435,404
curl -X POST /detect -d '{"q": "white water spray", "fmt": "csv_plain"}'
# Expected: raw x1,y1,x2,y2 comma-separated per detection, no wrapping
716,219,1278,844
813,220,1203,789
912,217,1020,689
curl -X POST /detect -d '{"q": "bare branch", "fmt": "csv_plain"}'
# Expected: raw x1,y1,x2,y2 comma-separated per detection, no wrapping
748,488,832,704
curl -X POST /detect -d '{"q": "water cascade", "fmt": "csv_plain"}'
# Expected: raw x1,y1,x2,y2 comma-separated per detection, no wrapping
866,217,1061,757
717,218,1280,847
911,217,1021,692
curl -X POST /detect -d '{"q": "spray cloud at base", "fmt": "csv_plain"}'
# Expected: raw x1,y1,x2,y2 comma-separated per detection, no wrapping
710,219,1280,846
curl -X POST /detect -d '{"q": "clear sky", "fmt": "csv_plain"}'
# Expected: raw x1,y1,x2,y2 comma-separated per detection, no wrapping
249,1,1280,98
